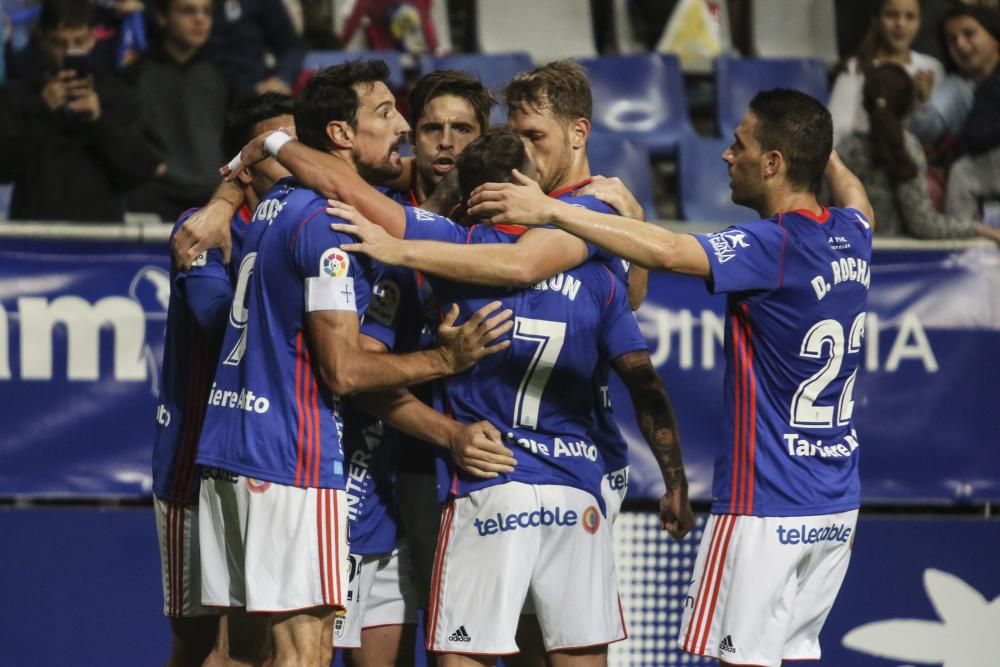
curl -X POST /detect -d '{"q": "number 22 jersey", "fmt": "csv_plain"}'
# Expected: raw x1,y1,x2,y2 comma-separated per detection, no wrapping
694,207,872,517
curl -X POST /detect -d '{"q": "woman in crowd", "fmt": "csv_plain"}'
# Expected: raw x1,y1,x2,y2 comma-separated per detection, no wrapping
829,0,946,145
836,63,1000,241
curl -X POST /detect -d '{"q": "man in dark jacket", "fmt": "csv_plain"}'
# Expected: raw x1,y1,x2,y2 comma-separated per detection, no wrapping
0,0,158,222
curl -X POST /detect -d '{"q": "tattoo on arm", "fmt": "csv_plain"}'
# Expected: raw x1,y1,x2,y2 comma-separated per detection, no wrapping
615,350,687,490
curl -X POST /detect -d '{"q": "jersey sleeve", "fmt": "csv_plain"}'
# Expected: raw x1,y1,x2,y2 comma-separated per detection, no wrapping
567,196,632,285
171,210,231,286
292,208,367,313
360,262,411,350
694,221,788,294
598,268,648,361
403,206,469,243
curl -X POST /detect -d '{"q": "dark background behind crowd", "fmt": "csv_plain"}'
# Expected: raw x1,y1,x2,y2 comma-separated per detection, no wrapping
0,0,997,242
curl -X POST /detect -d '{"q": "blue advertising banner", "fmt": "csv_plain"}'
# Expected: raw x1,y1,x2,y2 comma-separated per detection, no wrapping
0,237,997,501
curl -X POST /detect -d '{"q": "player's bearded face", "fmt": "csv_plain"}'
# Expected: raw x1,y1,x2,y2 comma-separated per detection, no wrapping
508,107,574,194
414,95,482,189
723,114,767,211
352,81,411,184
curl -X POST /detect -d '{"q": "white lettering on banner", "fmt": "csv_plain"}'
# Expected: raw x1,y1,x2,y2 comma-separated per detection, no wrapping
636,304,938,373
16,296,146,381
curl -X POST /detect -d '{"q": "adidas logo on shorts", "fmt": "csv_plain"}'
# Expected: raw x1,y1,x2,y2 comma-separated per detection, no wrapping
449,626,472,642
719,634,736,654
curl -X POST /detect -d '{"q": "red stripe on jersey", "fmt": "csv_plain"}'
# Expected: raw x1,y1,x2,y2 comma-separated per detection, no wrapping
698,515,738,655
601,264,616,305
303,349,316,488
729,314,744,514
737,314,751,514
547,178,592,199
740,306,757,515
294,332,306,486
309,349,322,488
682,515,726,651
167,503,176,617
316,490,327,605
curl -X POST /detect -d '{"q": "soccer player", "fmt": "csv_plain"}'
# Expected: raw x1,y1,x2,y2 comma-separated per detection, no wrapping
194,61,513,667
322,128,692,666
466,90,875,667
152,91,294,667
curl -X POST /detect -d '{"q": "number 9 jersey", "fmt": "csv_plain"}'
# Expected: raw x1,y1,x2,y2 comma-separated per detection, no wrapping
694,207,873,517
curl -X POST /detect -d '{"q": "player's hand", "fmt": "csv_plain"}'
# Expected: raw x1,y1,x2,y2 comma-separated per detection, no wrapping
221,127,295,181
328,200,406,265
579,175,645,220
171,195,239,269
466,169,558,226
437,301,512,373
659,484,695,540
448,420,517,478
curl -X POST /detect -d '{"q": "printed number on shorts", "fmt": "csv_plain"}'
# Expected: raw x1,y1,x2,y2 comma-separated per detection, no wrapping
512,317,565,429
223,252,257,366
790,313,865,428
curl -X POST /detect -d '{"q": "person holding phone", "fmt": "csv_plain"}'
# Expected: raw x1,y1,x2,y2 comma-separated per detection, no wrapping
0,0,158,222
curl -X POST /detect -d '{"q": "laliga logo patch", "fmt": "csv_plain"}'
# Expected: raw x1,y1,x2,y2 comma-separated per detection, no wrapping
246,478,271,494
582,506,601,534
322,249,350,278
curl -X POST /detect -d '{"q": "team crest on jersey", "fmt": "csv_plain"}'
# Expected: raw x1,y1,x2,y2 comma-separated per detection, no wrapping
334,608,347,639
322,249,350,278
582,506,601,534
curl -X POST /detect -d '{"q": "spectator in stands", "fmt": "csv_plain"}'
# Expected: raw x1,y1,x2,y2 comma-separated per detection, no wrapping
829,0,946,145
207,0,304,101
339,0,442,54
943,4,1000,220
0,0,158,222
130,0,229,222
837,63,1000,242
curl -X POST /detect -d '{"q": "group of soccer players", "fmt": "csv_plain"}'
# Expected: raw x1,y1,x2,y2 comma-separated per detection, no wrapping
154,53,874,667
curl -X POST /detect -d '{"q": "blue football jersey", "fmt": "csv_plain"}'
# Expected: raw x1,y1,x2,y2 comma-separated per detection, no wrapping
196,179,372,489
694,207,872,517
152,206,252,503
551,183,635,474
403,207,648,509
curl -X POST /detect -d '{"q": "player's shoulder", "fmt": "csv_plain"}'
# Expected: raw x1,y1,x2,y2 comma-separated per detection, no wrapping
562,193,615,215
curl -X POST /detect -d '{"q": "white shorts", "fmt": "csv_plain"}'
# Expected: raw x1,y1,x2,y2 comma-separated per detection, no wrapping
426,482,626,655
333,545,418,648
198,470,350,613
154,497,217,618
601,465,629,526
678,510,858,666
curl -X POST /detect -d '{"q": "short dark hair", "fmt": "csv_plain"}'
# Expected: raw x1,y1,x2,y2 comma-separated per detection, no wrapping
294,59,390,152
224,92,295,160
456,127,528,201
942,5,1000,71
748,89,832,194
410,70,495,133
504,60,591,122
40,0,96,32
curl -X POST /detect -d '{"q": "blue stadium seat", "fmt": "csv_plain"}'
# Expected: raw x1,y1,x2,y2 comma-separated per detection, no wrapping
587,134,657,221
677,134,751,224
302,51,406,90
419,52,534,123
714,56,830,135
580,54,693,157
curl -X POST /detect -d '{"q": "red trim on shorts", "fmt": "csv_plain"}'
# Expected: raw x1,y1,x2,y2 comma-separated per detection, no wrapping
317,490,328,605
360,622,418,631
427,649,522,656
294,332,307,485
332,490,342,605
697,515,738,655
425,499,455,650
682,514,726,650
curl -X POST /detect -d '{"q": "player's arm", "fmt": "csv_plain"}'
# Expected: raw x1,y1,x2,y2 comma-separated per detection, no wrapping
825,149,875,229
327,201,591,288
612,350,694,540
468,170,711,278
307,301,511,395
182,276,233,332
627,265,649,311
171,180,244,270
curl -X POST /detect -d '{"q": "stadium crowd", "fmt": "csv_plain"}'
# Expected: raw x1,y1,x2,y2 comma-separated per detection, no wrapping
1,0,998,239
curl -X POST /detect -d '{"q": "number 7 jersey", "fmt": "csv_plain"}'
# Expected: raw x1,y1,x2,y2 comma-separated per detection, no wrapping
694,207,872,517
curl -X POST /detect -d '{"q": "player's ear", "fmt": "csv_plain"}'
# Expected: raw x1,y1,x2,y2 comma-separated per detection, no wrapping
762,149,783,180
570,117,590,150
327,120,354,150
